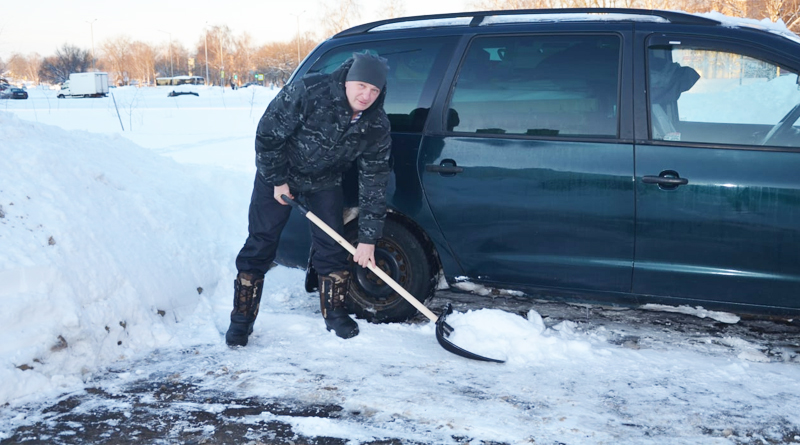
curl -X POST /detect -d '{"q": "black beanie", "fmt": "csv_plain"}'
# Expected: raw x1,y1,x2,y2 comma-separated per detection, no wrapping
345,52,389,90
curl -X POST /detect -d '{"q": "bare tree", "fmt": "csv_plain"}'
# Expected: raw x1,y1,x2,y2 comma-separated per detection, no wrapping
173,44,191,77
320,0,362,37
568,0,623,6
760,0,800,32
705,0,750,16
39,44,91,84
100,36,133,85
379,0,407,19
129,41,156,86
469,0,544,9
6,53,42,84
231,32,256,85
254,41,298,87
197,25,234,85
636,0,674,9
251,32,319,88
155,41,189,78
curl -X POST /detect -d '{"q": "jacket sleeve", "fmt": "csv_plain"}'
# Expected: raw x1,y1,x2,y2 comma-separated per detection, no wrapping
255,82,305,186
357,117,392,244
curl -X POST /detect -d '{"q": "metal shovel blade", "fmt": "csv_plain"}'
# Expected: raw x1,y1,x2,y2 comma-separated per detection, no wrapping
435,303,506,363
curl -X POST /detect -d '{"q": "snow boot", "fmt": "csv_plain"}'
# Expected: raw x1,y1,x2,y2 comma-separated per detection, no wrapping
225,272,264,347
319,270,359,339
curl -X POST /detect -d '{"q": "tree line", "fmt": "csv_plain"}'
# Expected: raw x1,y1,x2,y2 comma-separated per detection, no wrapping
1,0,798,88
1,25,320,88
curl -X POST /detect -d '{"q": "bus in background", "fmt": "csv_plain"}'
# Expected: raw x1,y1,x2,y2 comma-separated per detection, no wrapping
155,76,204,86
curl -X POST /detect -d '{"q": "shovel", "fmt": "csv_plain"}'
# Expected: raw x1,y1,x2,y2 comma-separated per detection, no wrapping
281,195,504,363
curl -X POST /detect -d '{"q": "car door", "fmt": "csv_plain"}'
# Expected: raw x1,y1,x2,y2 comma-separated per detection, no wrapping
420,29,637,294
632,33,800,311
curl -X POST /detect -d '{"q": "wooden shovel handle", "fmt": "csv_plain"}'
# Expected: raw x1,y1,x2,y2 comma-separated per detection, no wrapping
282,195,439,323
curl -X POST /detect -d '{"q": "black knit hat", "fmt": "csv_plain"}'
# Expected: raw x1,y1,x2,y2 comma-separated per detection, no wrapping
345,52,389,90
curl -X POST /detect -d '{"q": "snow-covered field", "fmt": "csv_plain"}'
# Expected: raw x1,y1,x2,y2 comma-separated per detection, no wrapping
2,86,800,444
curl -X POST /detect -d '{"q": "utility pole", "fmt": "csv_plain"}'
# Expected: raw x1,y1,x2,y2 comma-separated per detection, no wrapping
218,29,224,88
290,11,305,65
204,22,210,86
86,19,97,71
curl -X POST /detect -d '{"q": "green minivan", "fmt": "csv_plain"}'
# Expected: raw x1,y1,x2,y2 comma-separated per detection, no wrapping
275,8,800,322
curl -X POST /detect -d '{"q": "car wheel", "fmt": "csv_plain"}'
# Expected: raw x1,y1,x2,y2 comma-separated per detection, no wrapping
57,94,64,98
345,218,434,323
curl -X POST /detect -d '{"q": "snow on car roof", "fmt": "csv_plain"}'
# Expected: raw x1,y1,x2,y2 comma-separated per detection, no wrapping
370,17,473,32
369,13,670,32
698,11,800,44
481,12,669,25
367,10,800,46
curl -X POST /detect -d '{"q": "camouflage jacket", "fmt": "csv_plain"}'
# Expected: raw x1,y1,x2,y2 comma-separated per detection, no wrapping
254,58,392,244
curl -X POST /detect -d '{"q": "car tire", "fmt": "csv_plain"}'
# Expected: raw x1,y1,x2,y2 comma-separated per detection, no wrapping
57,94,64,98
345,218,434,323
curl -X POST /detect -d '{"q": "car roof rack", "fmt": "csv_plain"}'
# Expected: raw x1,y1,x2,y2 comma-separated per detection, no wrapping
334,8,720,37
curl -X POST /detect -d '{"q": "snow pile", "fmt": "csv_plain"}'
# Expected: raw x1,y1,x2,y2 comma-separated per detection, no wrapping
0,111,240,404
446,309,592,364
0,103,594,408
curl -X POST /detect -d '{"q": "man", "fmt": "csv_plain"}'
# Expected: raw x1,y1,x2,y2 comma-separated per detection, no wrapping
226,52,392,347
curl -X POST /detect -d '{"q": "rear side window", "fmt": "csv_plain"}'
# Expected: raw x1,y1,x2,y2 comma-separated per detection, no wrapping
647,41,800,148
307,38,454,133
447,34,621,137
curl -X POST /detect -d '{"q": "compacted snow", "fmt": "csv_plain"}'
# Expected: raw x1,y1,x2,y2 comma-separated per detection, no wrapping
1,85,800,444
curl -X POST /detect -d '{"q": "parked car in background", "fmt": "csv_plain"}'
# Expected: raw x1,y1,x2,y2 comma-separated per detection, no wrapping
0,88,28,99
274,8,800,323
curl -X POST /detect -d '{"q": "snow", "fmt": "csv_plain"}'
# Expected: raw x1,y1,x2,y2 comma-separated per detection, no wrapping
699,11,800,44
482,12,669,25
371,17,474,32
2,86,800,443
640,304,741,324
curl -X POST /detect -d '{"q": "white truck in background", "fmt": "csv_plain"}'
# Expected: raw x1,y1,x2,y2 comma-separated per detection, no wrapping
58,72,109,98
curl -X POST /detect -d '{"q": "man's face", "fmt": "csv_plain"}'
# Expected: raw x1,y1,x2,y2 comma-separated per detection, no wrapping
345,81,381,113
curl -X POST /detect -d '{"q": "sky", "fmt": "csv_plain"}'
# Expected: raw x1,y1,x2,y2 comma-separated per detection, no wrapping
1,85,799,443
0,0,470,60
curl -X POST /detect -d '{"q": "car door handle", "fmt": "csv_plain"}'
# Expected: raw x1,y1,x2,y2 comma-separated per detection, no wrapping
425,160,464,175
642,176,688,186
643,170,688,190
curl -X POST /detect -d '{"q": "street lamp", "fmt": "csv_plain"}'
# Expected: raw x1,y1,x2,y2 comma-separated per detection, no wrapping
290,11,305,65
157,29,174,77
204,22,210,86
217,28,224,88
86,19,97,71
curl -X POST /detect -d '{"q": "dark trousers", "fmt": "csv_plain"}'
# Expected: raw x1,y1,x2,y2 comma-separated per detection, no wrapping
235,173,349,277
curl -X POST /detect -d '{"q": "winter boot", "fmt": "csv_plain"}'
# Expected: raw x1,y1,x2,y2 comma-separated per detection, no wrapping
319,270,359,339
225,272,264,347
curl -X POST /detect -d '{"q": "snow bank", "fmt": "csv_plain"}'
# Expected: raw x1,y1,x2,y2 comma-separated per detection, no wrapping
0,111,241,404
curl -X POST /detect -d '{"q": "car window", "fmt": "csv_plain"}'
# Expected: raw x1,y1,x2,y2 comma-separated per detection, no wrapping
307,38,453,133
447,34,621,137
647,42,800,148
